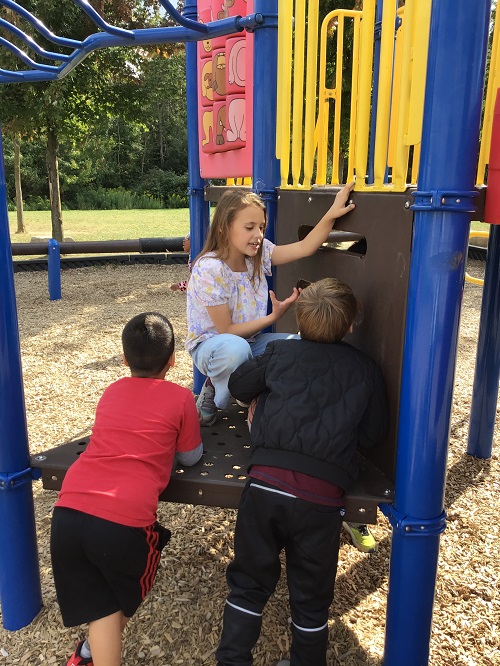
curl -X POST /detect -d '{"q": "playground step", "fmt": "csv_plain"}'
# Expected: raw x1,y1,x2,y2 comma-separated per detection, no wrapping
31,402,394,524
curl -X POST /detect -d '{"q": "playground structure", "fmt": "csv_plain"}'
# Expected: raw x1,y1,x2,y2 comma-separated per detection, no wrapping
0,2,499,665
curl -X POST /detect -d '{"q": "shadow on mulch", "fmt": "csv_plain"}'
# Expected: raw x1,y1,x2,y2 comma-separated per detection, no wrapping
332,450,493,620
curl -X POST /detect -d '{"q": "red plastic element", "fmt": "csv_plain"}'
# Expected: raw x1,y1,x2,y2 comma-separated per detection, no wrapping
485,88,500,225
197,0,253,179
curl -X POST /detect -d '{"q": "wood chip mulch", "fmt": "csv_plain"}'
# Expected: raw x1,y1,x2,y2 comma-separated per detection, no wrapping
0,261,498,665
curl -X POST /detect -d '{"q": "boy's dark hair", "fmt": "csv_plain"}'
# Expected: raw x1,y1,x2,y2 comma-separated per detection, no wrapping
295,278,358,343
122,312,174,376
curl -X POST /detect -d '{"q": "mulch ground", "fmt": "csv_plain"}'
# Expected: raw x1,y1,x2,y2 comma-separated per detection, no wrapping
0,261,498,665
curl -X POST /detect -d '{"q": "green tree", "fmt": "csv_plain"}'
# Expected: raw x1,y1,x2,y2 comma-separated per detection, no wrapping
139,50,187,174
0,0,164,238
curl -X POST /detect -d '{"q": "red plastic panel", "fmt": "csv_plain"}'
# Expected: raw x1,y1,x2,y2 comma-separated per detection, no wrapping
197,0,253,178
484,89,500,225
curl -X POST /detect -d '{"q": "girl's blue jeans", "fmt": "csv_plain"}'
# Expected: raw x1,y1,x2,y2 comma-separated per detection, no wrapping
191,332,299,409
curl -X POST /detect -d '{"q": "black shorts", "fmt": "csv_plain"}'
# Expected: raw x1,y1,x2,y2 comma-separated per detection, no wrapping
50,507,170,627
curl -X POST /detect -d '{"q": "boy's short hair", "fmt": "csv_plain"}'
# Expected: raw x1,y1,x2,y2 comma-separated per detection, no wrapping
122,312,174,376
295,278,358,343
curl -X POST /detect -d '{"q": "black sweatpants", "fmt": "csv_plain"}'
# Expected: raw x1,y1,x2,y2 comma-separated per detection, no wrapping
216,481,343,666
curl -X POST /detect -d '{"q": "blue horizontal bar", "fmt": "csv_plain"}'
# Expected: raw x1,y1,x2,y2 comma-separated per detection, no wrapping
72,0,135,39
0,19,72,62
0,36,63,72
0,18,245,82
0,0,82,48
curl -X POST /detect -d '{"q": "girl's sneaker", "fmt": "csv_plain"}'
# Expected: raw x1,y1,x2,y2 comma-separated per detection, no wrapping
66,640,93,666
196,377,217,426
342,522,377,553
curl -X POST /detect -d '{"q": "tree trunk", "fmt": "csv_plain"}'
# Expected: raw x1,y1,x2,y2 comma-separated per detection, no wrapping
46,128,63,242
13,134,26,234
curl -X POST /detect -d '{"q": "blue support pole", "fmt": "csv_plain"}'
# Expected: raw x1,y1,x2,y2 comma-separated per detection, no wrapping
467,224,500,458
47,238,62,301
252,0,279,244
252,1,279,328
184,0,210,394
0,129,42,630
382,2,491,665
367,0,383,185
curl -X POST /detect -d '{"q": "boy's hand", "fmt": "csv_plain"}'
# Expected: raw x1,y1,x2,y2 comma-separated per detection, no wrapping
325,181,356,221
269,288,299,321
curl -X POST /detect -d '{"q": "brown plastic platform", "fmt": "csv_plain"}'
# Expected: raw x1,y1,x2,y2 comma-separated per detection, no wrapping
31,402,393,523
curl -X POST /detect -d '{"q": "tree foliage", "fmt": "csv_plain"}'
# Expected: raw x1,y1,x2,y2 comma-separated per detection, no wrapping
0,0,187,231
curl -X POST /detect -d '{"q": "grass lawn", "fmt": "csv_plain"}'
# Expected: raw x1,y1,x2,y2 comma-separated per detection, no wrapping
9,208,489,246
9,209,191,244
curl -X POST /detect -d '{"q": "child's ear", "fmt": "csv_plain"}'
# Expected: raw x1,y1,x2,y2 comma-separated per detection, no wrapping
167,352,175,368
123,354,129,367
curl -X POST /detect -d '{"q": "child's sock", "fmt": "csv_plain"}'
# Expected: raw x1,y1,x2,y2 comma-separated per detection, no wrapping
80,639,92,659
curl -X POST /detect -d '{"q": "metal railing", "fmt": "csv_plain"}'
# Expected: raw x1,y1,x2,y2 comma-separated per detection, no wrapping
277,0,498,193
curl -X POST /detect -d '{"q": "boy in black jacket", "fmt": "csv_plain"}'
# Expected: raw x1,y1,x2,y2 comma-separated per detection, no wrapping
215,278,389,666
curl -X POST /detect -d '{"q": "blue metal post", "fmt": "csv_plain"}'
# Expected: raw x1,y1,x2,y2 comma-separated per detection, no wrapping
0,129,43,630
252,1,279,243
382,2,491,665
367,0,383,185
467,224,500,458
252,1,279,329
252,0,279,240
184,0,210,394
47,238,62,301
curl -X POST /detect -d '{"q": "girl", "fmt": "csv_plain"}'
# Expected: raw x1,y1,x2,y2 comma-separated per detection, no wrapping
185,182,355,425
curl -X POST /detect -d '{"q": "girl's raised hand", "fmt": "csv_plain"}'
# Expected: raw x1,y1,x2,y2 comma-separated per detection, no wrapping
325,181,356,221
269,288,299,321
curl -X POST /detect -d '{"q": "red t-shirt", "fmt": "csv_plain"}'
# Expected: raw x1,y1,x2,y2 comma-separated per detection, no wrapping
56,377,201,527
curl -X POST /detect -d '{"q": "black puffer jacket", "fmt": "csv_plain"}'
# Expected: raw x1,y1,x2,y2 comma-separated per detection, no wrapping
228,338,389,491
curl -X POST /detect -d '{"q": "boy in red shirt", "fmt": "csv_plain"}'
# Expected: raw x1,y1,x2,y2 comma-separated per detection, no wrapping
51,312,203,666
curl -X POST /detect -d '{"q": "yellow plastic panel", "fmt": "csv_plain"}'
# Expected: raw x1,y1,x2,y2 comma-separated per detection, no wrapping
405,0,431,147
391,3,413,189
277,0,293,186
373,0,397,188
303,0,320,189
355,0,376,187
346,14,362,184
477,10,500,185
291,0,306,187
387,6,405,170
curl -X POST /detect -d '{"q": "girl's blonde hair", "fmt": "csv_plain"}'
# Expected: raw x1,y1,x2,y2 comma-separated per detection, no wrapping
195,189,267,285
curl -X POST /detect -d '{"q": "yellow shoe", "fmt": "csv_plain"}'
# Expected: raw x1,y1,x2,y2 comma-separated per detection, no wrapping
342,522,377,553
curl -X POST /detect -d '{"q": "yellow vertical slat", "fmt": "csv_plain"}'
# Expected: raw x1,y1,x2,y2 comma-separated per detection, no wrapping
355,0,376,188
291,0,306,187
303,0,320,189
404,0,432,185
373,0,397,188
331,14,345,185
387,7,404,171
391,3,413,190
316,11,331,185
477,9,500,185
405,0,431,146
277,0,294,187
346,15,361,183
411,142,421,185
276,0,284,162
